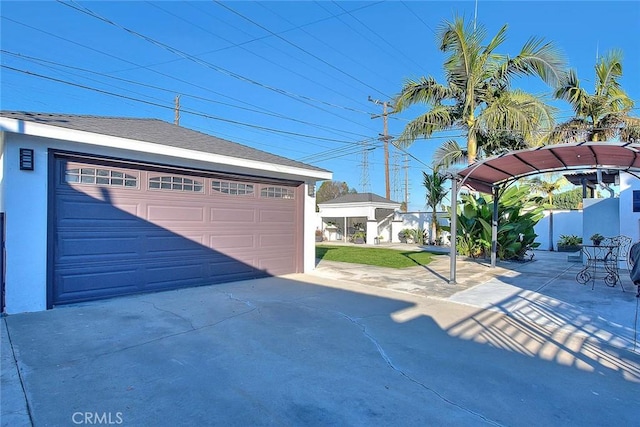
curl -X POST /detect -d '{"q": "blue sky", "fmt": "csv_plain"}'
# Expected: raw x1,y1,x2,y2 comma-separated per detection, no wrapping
2,1,639,210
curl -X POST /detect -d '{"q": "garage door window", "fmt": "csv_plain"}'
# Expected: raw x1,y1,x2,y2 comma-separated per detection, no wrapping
149,176,203,192
260,186,294,199
65,168,138,188
212,180,254,196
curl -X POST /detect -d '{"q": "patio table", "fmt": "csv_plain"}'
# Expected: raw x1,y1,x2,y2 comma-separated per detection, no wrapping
576,244,620,290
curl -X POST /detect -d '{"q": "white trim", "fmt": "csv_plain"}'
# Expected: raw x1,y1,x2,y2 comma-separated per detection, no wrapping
0,117,332,181
319,202,400,209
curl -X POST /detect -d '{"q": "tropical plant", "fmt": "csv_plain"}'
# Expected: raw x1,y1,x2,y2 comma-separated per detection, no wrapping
551,49,640,143
558,234,582,246
423,169,447,244
414,228,427,246
527,176,566,251
443,185,545,260
394,15,565,166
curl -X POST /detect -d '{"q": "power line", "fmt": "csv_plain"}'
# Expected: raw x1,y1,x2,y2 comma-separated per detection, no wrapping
213,1,391,99
258,1,400,93
106,0,384,74
146,1,375,111
1,64,370,145
2,49,374,140
330,1,425,72
400,1,436,36
53,1,385,127
1,15,370,133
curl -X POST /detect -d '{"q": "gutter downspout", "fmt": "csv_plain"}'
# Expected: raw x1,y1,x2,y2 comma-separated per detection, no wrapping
596,169,615,198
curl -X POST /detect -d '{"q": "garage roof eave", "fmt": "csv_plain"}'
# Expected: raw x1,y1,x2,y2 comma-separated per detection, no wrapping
0,115,333,181
457,141,640,193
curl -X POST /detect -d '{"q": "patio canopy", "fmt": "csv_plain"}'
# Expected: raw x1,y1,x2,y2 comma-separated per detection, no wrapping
457,142,640,194
447,141,640,284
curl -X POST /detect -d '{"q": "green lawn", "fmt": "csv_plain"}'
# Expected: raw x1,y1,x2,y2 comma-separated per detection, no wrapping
315,245,438,268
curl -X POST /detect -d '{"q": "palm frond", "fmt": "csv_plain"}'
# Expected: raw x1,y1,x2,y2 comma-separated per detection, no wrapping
547,118,591,144
394,106,458,148
476,90,556,142
394,77,453,112
553,69,587,115
595,49,624,97
497,37,566,87
433,139,467,169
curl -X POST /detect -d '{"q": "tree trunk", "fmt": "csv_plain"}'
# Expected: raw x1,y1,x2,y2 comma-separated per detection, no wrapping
430,210,437,245
467,132,478,163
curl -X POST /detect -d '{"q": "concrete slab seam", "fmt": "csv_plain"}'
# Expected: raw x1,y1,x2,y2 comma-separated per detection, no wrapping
533,263,577,293
2,317,34,427
335,310,505,427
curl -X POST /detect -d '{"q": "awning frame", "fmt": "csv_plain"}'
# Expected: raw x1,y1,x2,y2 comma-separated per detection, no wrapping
447,141,640,284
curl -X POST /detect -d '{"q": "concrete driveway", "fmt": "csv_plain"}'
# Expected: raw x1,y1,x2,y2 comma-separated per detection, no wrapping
2,257,640,426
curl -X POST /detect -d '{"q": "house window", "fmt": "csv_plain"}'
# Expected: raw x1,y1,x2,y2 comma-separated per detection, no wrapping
149,176,203,192
65,168,138,188
212,181,254,196
633,190,640,212
260,186,294,199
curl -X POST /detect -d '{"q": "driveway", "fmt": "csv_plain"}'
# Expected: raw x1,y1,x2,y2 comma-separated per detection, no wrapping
2,260,639,426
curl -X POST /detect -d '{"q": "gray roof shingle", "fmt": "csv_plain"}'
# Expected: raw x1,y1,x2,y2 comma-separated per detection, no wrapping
319,192,399,205
0,111,329,173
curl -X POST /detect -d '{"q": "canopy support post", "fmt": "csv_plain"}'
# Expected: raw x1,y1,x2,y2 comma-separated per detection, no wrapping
491,186,499,268
449,176,458,284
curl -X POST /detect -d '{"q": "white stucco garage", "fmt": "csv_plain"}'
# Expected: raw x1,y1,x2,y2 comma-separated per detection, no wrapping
0,111,332,313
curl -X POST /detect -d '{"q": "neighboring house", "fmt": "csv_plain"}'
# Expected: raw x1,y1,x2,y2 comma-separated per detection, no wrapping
0,111,331,313
317,193,400,244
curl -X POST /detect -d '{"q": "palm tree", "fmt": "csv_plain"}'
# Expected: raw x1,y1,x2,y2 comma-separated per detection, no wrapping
423,169,447,244
528,176,566,251
551,49,639,143
394,15,565,166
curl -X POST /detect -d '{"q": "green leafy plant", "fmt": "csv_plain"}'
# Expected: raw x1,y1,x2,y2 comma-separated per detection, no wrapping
590,233,604,244
351,231,366,243
399,228,414,243
558,234,582,246
443,185,545,260
414,227,427,245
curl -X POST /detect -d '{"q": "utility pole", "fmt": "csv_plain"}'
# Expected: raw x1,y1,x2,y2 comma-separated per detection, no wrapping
174,95,181,126
368,96,394,200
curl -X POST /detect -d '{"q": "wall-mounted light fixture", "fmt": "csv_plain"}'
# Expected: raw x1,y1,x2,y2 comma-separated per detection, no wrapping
308,184,316,197
20,148,34,171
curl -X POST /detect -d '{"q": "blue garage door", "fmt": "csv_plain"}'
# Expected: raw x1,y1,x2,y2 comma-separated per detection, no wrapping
52,156,302,305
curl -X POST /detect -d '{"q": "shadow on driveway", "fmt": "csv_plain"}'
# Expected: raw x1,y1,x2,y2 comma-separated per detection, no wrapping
2,273,639,426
